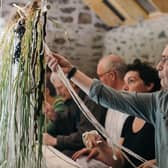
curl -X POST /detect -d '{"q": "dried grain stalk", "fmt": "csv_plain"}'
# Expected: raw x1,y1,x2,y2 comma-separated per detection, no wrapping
0,0,47,167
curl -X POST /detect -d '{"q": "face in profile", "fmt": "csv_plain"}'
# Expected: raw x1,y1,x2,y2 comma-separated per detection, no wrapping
50,73,72,101
57,85,71,101
97,65,115,88
156,45,168,89
123,71,153,92
54,83,71,101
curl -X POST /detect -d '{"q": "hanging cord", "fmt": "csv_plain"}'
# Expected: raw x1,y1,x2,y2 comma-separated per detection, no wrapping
42,0,48,134
56,65,158,168
57,65,137,164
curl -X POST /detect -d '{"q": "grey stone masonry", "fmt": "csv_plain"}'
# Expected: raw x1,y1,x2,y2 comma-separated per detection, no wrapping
1,1,168,75
103,15,168,65
0,0,109,76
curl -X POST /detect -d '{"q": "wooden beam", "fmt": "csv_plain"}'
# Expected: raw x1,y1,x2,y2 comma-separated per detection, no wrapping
107,0,148,21
83,0,123,26
152,0,168,12
83,0,166,27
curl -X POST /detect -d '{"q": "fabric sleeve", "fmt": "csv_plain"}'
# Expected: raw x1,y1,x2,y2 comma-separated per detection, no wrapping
46,100,81,137
56,96,107,150
89,79,157,125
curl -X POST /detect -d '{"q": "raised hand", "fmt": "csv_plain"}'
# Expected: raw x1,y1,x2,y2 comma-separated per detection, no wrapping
82,130,103,149
47,52,73,74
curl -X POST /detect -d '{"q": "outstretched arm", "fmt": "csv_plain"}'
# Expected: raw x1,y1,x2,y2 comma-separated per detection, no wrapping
47,53,93,95
47,52,157,123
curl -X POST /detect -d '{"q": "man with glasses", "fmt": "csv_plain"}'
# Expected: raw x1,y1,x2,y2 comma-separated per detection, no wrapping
96,55,128,144
69,55,128,168
74,55,129,168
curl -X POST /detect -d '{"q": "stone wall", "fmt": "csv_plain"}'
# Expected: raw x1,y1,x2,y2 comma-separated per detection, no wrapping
46,0,109,76
0,0,109,76
1,1,168,75
103,15,168,65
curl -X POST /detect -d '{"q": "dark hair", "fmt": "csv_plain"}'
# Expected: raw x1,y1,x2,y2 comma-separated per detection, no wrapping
126,59,161,92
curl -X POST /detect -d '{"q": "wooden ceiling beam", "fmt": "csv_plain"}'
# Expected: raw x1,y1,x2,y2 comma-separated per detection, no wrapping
83,0,167,27
107,0,148,21
83,0,123,26
152,0,168,12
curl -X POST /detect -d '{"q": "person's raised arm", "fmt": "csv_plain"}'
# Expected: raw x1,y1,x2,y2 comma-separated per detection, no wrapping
71,70,93,95
47,53,93,95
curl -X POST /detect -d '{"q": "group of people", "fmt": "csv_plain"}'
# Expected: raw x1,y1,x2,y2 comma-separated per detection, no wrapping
44,66,107,157
72,58,160,168
43,44,168,168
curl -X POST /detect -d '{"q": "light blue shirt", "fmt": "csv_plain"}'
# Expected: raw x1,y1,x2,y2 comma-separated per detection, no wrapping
89,79,168,168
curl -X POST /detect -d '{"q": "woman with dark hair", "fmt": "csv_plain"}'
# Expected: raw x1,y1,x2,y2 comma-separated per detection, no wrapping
120,59,161,168
124,59,161,92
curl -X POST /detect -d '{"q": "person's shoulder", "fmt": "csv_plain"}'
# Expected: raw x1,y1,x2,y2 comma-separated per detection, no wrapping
155,89,168,100
156,89,168,111
157,89,168,94
124,116,134,124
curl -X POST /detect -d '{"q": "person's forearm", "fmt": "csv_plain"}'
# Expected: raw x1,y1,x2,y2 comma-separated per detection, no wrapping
56,132,84,150
71,70,93,95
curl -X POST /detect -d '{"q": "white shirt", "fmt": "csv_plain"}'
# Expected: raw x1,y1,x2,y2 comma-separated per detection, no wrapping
105,109,128,144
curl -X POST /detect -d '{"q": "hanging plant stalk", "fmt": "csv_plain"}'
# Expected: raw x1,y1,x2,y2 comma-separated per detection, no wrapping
0,0,46,167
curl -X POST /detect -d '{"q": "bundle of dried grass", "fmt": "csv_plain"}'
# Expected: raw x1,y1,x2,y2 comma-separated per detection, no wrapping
0,0,47,167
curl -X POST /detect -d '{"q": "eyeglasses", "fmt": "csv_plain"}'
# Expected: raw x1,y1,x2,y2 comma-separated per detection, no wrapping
159,56,168,64
97,70,112,78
